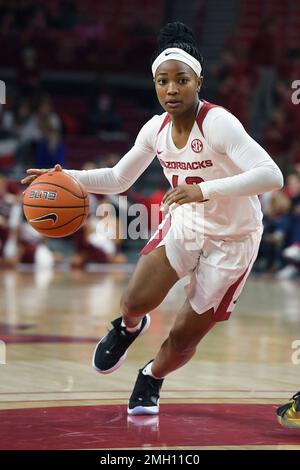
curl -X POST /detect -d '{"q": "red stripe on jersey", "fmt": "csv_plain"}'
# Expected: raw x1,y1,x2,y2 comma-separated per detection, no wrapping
196,100,220,137
141,114,171,255
157,114,171,135
214,261,251,322
140,213,172,255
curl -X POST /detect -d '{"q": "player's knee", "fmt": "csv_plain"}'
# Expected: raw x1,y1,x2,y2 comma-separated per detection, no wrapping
168,328,196,356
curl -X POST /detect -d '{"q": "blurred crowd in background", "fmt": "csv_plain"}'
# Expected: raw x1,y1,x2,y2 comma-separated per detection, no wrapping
1,0,300,277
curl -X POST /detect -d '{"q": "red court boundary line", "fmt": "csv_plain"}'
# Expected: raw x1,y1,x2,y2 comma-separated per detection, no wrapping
0,389,294,394
0,399,282,404
1,403,298,450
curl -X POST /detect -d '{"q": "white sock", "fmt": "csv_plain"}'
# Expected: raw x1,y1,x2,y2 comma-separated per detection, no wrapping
121,318,142,333
142,361,164,379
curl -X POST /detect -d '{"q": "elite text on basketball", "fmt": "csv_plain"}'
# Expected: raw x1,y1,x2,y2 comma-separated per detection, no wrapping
29,190,57,201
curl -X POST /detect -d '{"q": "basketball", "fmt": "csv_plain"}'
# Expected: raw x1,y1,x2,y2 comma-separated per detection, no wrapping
22,170,89,238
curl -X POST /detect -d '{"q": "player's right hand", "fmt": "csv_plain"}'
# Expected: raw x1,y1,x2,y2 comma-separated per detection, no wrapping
21,164,62,185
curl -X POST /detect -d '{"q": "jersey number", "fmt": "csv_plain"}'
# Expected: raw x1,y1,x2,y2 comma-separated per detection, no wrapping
172,175,204,188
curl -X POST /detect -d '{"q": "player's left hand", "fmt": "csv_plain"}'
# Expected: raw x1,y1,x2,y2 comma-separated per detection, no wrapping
21,164,62,185
162,184,204,207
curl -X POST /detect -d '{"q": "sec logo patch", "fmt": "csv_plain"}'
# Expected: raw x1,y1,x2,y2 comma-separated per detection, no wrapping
191,139,203,153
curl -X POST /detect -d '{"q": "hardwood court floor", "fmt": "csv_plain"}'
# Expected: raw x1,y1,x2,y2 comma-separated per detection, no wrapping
0,269,300,449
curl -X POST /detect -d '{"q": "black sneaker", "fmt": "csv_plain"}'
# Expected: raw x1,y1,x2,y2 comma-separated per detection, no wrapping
127,361,164,415
92,314,150,374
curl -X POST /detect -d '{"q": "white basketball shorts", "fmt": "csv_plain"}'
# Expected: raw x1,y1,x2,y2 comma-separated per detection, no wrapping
141,213,262,321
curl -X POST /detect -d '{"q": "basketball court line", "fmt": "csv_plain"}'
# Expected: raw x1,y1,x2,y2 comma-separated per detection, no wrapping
1,403,299,450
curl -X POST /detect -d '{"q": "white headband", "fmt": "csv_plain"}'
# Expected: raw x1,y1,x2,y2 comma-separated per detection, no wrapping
152,47,202,77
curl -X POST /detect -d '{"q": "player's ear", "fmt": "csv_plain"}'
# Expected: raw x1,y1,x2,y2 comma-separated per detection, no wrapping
197,76,203,92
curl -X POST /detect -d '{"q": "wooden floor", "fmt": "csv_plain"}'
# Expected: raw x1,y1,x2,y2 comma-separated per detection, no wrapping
0,268,300,450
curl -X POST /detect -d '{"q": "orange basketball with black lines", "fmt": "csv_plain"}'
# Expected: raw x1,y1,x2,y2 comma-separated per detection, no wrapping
23,171,89,238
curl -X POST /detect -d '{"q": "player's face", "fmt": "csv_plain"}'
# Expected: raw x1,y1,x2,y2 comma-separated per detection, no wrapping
154,60,202,116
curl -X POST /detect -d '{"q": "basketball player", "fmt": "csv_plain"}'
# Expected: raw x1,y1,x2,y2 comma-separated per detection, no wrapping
22,22,284,416
277,391,300,428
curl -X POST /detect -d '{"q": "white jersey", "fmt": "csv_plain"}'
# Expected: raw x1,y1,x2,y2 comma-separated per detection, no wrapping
66,100,283,240
154,103,264,238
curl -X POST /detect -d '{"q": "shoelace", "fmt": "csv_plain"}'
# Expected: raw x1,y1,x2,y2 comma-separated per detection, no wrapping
105,324,127,350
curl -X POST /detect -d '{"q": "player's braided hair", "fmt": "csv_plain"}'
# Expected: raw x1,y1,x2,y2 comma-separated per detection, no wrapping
151,22,204,77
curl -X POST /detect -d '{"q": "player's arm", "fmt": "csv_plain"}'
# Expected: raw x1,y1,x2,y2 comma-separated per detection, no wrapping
21,147,156,194
198,111,284,200
163,111,284,208
63,145,156,194
21,116,159,194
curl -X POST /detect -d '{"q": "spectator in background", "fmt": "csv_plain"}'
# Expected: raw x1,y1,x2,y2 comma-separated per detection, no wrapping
14,98,36,143
72,197,126,269
5,200,43,266
274,80,300,139
17,46,41,97
284,172,300,200
262,106,293,176
0,91,19,171
70,160,126,269
11,94,62,169
3,191,61,268
35,94,62,137
255,190,291,273
276,173,300,279
13,98,36,167
274,82,300,170
23,94,60,143
0,174,13,265
0,90,17,137
88,90,122,136
35,124,66,168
